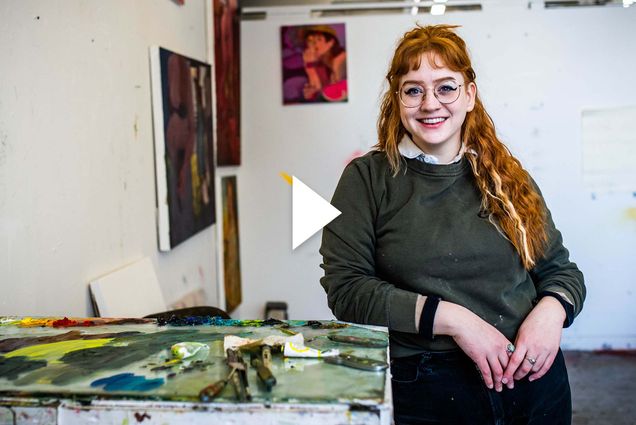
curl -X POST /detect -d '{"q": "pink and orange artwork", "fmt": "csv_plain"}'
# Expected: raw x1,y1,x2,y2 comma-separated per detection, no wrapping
281,23,348,105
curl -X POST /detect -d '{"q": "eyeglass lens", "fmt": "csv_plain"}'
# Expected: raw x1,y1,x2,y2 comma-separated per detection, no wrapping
399,81,461,107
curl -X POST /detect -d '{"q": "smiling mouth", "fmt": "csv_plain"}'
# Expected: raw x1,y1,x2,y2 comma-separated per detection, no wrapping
417,117,448,128
418,117,447,124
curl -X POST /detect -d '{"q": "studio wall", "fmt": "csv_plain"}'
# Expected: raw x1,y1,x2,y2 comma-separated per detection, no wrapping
237,3,636,350
0,0,219,315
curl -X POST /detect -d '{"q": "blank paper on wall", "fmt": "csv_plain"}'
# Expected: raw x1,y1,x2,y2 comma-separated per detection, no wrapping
582,106,636,193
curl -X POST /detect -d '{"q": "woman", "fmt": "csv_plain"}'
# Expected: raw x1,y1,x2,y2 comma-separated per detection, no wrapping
320,25,585,424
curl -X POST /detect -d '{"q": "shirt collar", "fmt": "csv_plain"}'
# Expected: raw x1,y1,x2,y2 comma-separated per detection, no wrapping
397,134,466,165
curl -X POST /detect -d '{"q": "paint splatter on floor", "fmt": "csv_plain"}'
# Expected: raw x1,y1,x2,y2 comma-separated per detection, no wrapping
134,412,151,422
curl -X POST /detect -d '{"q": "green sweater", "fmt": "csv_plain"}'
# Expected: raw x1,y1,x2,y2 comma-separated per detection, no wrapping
320,151,585,358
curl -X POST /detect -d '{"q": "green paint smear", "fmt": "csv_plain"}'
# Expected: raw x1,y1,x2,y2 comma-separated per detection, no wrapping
12,330,224,386
0,356,47,380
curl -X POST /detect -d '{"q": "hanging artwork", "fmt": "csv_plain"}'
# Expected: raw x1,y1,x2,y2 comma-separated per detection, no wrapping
281,23,348,105
221,176,242,313
214,0,241,166
150,47,216,251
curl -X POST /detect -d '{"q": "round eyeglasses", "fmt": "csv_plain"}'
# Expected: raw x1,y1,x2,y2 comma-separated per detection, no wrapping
397,81,463,108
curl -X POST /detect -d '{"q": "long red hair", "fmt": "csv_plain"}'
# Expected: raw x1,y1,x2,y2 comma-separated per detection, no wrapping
376,24,547,269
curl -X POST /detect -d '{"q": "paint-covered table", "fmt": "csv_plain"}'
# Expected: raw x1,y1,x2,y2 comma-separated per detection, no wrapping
0,317,391,424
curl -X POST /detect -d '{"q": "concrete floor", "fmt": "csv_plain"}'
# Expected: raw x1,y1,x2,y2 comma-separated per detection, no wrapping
565,350,636,425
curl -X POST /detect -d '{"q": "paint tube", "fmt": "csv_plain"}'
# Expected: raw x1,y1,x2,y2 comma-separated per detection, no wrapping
171,342,209,360
223,333,304,352
283,342,339,358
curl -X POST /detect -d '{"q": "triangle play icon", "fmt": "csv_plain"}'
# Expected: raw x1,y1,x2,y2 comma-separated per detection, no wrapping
292,176,341,249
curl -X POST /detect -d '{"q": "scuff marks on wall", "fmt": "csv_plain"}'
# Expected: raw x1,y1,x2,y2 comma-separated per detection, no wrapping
133,114,139,139
0,129,9,167
624,207,636,221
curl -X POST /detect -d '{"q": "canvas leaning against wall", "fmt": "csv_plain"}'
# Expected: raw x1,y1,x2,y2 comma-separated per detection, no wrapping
281,23,348,105
214,0,241,166
150,47,216,251
221,176,242,313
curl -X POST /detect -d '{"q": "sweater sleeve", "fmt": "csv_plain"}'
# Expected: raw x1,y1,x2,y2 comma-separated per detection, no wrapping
319,158,419,333
529,204,586,326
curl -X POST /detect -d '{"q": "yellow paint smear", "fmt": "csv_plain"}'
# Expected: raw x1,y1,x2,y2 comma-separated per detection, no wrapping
625,207,636,221
0,318,21,327
4,338,113,361
13,317,55,327
279,172,293,186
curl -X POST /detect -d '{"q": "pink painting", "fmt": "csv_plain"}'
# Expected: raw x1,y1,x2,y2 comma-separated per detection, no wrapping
281,23,348,105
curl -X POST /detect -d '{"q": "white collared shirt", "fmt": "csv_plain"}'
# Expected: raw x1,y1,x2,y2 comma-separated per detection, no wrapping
397,134,465,165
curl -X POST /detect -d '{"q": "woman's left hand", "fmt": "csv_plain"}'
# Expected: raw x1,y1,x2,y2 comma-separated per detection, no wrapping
502,296,566,389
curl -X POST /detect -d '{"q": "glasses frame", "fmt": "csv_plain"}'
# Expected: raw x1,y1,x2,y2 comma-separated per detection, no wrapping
396,82,464,108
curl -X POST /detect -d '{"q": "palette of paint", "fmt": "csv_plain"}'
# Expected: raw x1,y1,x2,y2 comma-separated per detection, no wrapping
0,317,387,403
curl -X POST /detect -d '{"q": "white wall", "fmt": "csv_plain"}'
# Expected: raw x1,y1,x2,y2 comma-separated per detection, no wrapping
0,0,219,316
237,4,636,349
1,1,634,350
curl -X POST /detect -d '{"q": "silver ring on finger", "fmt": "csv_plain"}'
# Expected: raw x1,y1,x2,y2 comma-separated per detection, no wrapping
525,356,537,365
506,343,515,354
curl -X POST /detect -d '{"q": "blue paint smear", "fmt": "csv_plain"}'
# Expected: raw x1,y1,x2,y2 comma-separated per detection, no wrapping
91,373,164,392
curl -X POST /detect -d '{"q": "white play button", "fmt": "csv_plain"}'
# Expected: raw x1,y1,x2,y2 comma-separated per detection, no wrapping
292,176,341,250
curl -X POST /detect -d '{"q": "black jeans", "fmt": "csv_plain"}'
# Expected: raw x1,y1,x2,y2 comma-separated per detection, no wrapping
391,349,571,425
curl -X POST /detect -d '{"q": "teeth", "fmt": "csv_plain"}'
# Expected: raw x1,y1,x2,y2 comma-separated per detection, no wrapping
420,117,446,124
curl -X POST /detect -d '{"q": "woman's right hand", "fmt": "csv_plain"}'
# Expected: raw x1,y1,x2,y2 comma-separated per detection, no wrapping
435,302,512,392
303,46,317,65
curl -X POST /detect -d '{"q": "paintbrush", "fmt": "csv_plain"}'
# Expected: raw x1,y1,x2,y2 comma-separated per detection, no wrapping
226,348,251,401
262,344,273,369
327,334,388,348
225,338,279,393
198,368,236,402
250,353,276,392
323,353,388,372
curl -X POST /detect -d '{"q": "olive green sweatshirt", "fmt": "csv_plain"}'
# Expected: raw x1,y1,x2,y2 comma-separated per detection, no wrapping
320,151,585,358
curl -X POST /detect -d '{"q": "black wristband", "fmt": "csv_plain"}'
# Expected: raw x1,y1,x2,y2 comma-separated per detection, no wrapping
419,295,442,340
536,291,575,328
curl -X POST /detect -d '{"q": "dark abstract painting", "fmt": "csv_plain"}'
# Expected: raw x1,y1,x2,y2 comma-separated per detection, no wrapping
221,176,241,313
151,47,216,251
214,0,241,166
